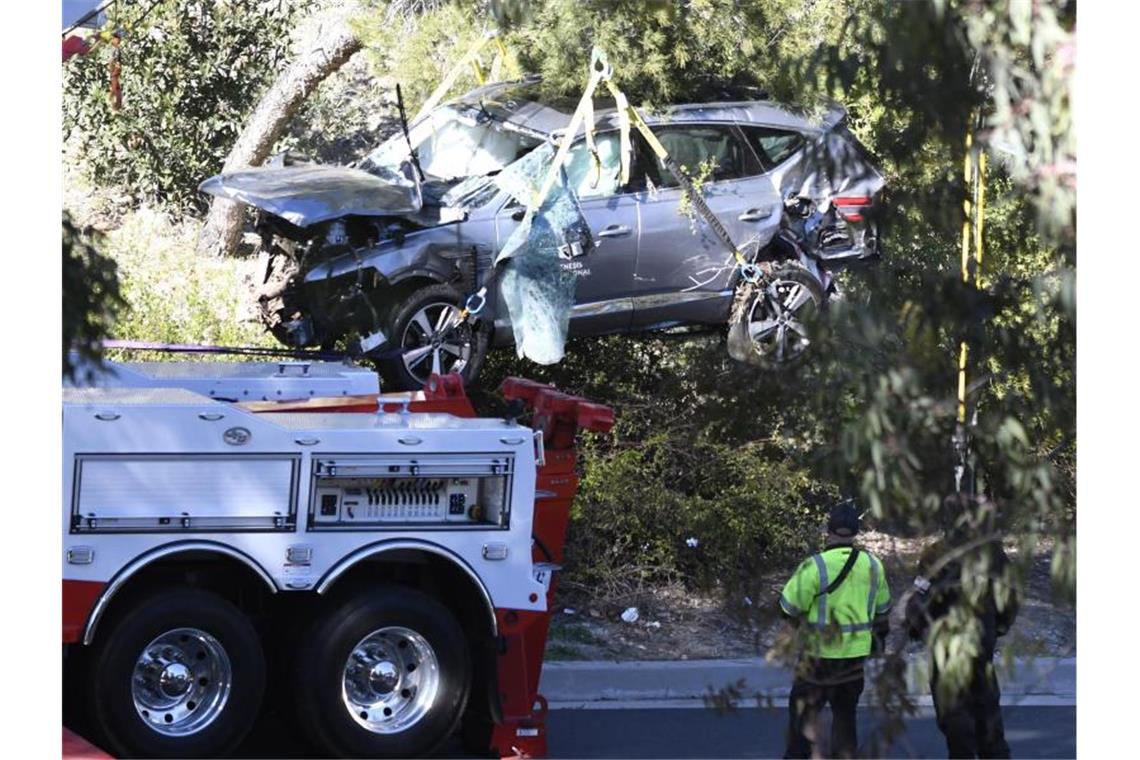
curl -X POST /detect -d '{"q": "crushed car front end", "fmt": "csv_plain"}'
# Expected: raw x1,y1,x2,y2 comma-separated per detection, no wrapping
200,95,558,358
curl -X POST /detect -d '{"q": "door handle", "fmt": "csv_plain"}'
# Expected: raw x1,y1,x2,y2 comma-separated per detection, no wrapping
597,224,632,238
738,207,774,222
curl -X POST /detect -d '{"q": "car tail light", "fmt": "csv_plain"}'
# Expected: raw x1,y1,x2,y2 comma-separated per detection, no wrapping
834,196,872,223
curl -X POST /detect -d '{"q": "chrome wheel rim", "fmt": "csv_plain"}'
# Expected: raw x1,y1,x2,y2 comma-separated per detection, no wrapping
342,626,441,735
131,627,232,736
746,278,819,364
400,301,472,385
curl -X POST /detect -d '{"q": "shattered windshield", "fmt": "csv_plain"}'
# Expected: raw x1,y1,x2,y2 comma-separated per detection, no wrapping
361,105,544,182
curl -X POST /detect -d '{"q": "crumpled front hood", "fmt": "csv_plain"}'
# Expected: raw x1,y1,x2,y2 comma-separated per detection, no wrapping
198,165,422,227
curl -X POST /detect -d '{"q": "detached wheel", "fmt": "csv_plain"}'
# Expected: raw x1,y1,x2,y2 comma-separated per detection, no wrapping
382,284,490,391
294,586,472,758
728,265,825,370
87,588,265,758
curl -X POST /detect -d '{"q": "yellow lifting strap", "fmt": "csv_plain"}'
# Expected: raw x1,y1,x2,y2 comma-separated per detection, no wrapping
957,128,987,424
529,49,611,209
453,49,609,323
602,77,755,276
454,46,762,324
529,48,751,278
414,31,512,122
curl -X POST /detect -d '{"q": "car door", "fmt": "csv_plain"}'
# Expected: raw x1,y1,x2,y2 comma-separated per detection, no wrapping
631,123,781,329
494,130,638,337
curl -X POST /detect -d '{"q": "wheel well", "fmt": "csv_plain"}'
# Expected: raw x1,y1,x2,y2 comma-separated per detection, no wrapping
320,550,500,722
84,550,276,647
372,276,454,326
757,234,800,263
385,276,453,302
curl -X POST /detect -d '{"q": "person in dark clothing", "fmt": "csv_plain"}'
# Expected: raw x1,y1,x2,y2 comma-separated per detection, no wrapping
905,530,1019,759
779,501,891,759
783,658,868,760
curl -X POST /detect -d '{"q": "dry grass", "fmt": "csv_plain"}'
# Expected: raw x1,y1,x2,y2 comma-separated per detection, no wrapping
545,531,1075,662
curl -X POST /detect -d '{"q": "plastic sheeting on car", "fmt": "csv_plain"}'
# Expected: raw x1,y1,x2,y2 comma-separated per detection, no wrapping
492,142,593,365
198,164,422,228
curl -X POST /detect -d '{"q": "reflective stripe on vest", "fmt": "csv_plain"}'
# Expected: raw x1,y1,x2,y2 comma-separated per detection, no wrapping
812,553,829,626
867,554,880,623
810,549,876,629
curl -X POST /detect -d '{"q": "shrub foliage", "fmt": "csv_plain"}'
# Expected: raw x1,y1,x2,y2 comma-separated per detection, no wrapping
63,212,126,379
63,0,298,214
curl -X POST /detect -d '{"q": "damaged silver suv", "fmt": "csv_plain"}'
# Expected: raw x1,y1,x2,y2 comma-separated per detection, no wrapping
201,77,884,390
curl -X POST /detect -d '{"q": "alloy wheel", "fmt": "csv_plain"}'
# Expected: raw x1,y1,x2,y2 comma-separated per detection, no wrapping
746,277,820,365
399,302,472,385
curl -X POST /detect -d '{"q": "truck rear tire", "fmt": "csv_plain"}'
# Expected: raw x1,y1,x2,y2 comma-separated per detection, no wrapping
87,588,265,758
294,585,472,758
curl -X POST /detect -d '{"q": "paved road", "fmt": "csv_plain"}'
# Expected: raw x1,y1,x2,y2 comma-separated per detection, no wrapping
226,704,1075,758
544,705,1074,759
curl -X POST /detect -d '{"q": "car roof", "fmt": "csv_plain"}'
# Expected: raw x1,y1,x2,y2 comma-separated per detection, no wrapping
451,76,844,137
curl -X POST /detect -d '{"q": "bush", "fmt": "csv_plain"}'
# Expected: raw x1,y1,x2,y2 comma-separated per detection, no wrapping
477,333,839,598
63,212,126,379
100,208,273,351
63,0,299,214
568,435,834,597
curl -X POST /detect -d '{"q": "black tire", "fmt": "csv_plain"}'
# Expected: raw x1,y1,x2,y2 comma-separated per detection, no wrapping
294,586,472,758
459,711,497,758
727,264,826,370
380,283,490,391
87,588,266,758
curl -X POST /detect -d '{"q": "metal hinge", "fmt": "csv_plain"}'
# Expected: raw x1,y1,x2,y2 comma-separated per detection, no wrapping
66,546,95,565
533,430,546,466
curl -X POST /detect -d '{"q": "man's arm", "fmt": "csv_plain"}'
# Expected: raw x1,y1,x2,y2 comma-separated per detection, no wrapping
779,557,819,622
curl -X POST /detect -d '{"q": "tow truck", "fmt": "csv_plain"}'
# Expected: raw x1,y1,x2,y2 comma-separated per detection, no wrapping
63,359,613,758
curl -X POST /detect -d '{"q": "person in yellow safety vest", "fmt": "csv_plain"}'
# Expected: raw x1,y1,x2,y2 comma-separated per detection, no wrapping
778,500,892,759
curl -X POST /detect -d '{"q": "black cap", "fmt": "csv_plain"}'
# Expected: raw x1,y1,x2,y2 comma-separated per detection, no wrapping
828,500,860,537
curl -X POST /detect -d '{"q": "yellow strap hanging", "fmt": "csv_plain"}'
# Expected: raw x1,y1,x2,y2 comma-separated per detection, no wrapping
957,132,973,425
414,30,505,122
489,36,508,82
975,151,987,290
956,127,987,425
582,95,601,188
455,49,609,323
470,56,487,86
603,78,752,273
530,49,610,209
613,89,631,186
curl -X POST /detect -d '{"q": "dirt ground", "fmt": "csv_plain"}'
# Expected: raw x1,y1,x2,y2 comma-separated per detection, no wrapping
544,531,1075,661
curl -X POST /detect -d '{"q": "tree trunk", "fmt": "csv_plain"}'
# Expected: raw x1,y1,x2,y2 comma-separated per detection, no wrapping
197,22,363,256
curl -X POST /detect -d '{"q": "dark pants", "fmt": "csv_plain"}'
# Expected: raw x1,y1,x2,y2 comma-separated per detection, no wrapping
785,657,865,759
932,659,1011,759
